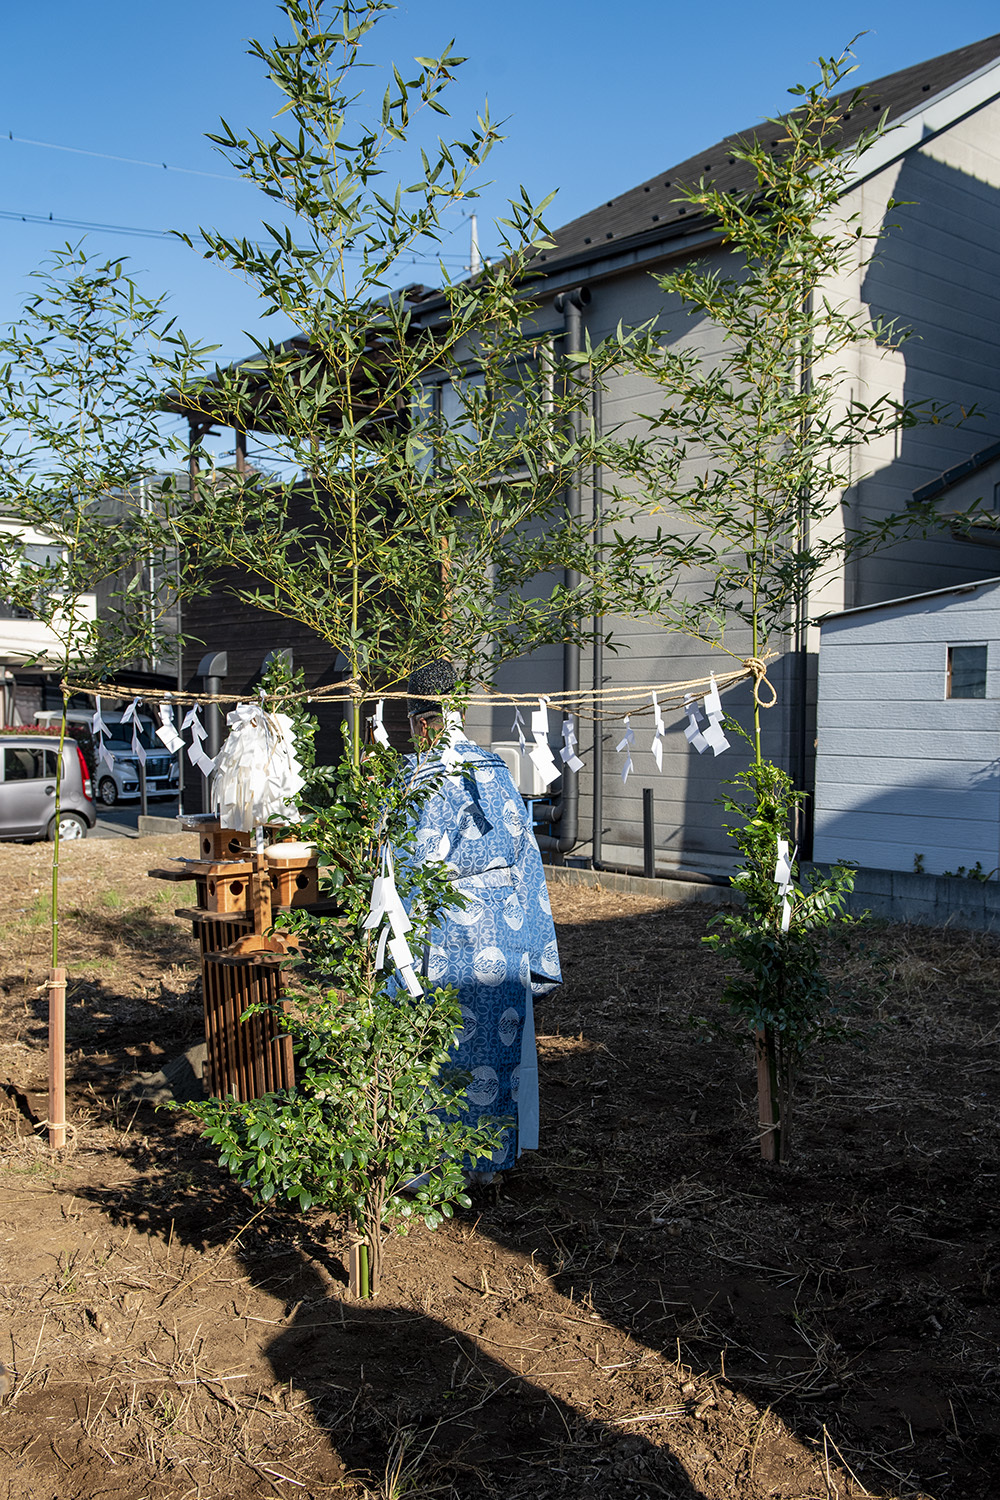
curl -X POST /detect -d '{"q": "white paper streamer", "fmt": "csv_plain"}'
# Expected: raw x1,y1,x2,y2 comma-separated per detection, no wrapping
92,695,114,772
182,705,217,776
650,693,665,772
121,698,146,767
370,699,391,749
156,702,185,755
560,714,585,774
211,702,304,829
365,850,422,997
511,706,527,756
702,674,730,756
528,697,560,788
616,715,635,785
683,694,709,755
773,838,796,933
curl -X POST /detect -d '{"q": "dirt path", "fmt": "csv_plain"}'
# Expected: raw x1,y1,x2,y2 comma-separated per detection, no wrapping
1,837,997,1497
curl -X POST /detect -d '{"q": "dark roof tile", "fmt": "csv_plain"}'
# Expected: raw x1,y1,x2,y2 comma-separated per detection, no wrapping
541,32,1000,270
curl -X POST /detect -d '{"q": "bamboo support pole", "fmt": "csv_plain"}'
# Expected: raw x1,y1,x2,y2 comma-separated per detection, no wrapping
48,967,67,1149
755,1026,779,1162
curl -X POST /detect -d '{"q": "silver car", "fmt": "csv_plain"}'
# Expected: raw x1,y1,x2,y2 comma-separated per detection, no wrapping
0,732,98,840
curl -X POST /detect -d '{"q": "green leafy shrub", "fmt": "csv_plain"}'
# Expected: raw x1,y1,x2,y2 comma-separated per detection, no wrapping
187,736,504,1297
706,757,859,1160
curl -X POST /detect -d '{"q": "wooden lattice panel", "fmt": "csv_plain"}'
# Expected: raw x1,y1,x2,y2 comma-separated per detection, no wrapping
182,910,294,1101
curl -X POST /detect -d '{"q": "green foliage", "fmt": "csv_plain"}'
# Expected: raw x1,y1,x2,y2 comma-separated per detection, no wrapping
0,245,206,677
256,654,318,779
706,756,859,1159
605,46,971,671
0,245,206,968
941,861,996,882
594,46,964,1156
170,0,642,738
187,733,504,1296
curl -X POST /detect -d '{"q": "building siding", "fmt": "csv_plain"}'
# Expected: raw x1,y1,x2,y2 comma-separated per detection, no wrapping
814,578,1000,875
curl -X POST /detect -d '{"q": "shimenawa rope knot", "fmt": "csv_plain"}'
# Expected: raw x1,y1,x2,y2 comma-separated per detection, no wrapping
743,657,777,709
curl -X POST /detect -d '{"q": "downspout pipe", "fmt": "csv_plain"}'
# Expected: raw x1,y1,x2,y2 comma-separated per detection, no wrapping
535,285,590,857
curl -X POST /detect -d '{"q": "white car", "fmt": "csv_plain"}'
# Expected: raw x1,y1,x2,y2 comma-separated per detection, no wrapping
94,717,180,805
35,712,180,806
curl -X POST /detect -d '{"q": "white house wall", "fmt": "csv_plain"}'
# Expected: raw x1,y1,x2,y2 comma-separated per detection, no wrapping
838,95,1000,604
813,581,1000,875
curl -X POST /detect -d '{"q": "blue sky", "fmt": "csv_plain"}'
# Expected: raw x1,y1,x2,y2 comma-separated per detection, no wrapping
1,1,997,378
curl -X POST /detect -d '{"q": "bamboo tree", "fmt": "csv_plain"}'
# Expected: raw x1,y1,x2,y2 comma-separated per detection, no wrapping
0,246,205,1142
171,0,639,756
605,48,972,1158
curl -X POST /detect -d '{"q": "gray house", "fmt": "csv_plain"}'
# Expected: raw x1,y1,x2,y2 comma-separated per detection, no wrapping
814,576,1000,877
178,34,1000,870
445,31,1000,874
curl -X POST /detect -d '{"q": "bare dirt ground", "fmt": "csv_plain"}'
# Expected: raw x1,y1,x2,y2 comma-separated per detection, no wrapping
0,835,998,1499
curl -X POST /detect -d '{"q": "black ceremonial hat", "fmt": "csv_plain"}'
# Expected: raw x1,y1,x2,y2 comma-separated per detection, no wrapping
406,659,457,719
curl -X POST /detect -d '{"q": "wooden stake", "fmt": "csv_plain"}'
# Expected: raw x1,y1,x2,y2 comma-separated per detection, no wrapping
755,1026,779,1162
48,967,67,1150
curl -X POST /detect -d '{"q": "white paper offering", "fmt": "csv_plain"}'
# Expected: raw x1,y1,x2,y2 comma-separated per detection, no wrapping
701,718,730,756
182,705,217,776
527,697,561,786
530,698,549,736
120,700,147,767
616,715,635,785
156,703,185,754
703,675,723,719
366,852,422,994
773,838,796,934
683,695,709,755
560,714,585,774
650,693,665,772
212,703,304,827
370,698,391,748
512,707,527,756
92,696,114,771
529,740,561,787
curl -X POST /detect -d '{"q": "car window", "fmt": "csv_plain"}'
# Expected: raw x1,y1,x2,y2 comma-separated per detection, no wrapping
4,746,58,781
106,724,158,751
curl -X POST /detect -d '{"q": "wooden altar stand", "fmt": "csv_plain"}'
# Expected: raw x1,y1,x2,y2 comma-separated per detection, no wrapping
148,819,332,1101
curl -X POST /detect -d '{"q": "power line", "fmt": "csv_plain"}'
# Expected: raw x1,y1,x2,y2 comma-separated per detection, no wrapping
3,130,239,183
0,204,472,265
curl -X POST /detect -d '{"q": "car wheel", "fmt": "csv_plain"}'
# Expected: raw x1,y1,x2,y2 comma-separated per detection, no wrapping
97,776,118,806
47,812,88,842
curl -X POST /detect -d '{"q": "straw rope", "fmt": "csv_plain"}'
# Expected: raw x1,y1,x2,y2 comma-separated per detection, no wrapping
61,652,777,722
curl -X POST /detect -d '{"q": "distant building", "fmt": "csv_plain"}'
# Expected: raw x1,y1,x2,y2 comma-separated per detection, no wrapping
0,520,96,723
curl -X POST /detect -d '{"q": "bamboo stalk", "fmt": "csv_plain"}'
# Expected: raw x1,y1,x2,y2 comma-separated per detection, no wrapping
755,1026,779,1162
48,967,67,1150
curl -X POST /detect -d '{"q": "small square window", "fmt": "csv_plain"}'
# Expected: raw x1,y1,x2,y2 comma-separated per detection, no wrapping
947,644,988,699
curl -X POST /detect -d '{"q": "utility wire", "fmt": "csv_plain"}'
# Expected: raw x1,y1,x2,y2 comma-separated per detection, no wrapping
2,130,239,182
0,204,472,265
2,133,491,268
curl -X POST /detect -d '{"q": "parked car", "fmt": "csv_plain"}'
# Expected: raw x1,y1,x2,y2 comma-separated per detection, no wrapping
0,731,97,840
34,711,180,806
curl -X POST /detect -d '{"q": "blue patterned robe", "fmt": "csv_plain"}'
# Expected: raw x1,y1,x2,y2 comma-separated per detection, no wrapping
401,738,561,1171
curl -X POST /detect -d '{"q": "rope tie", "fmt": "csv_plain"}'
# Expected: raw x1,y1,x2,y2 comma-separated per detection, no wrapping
744,657,777,709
